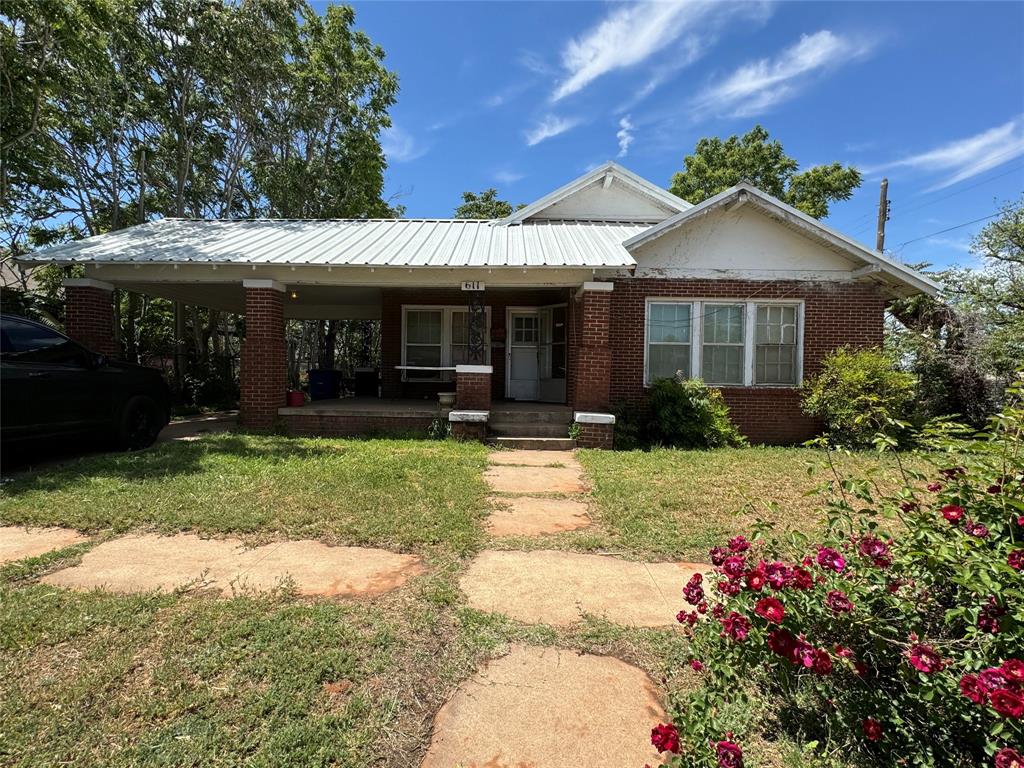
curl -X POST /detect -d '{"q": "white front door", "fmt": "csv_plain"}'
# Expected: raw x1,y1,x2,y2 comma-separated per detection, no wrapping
508,310,540,400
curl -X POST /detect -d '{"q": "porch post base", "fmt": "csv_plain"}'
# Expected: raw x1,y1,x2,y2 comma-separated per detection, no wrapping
449,409,489,442
574,412,615,450
455,365,492,411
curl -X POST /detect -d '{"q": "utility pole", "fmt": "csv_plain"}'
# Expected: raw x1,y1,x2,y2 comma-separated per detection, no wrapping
875,177,890,252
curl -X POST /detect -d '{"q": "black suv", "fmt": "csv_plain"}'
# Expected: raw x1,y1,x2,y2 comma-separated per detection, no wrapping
1,314,170,450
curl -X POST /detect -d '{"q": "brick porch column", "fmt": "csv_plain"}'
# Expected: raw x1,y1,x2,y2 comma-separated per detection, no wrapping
455,364,492,411
574,281,613,411
240,279,287,430
63,278,119,358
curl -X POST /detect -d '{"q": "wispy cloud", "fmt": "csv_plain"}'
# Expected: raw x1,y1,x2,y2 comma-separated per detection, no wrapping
693,30,874,118
381,125,428,163
616,115,635,157
868,118,1024,191
519,49,554,77
494,170,526,185
525,114,580,146
552,1,770,102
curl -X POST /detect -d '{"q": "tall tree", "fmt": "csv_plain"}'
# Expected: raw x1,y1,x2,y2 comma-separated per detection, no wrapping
454,188,522,219
669,125,861,219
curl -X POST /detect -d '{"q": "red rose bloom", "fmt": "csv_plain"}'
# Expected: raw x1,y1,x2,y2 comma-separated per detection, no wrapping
816,547,846,572
966,519,990,538
1000,659,1024,684
745,570,766,592
710,546,728,566
720,611,751,642
767,629,798,660
727,535,750,553
1009,551,1024,571
995,747,1023,768
941,504,965,523
683,573,705,605
764,561,791,589
791,567,813,589
650,723,680,753
991,688,1024,719
715,737,744,768
754,596,785,623
980,667,1009,691
960,673,987,705
926,482,942,492
717,580,741,597
825,589,854,614
690,659,704,672
722,555,746,579
907,643,945,674
811,648,833,675
862,717,883,741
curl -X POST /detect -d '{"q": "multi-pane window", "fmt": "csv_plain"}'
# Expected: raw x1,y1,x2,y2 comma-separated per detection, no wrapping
701,304,744,384
645,300,801,386
647,302,692,381
402,306,490,381
755,304,798,385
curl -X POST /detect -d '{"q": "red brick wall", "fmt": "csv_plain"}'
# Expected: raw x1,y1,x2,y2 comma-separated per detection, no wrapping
576,422,613,449
64,284,119,358
608,278,886,444
571,288,612,411
455,370,491,410
240,287,287,429
380,287,571,401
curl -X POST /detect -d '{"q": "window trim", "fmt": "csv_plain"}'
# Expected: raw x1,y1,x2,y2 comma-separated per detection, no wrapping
643,297,804,388
401,305,491,382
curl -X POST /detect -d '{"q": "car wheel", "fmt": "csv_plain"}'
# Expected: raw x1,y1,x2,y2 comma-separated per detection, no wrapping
119,395,162,450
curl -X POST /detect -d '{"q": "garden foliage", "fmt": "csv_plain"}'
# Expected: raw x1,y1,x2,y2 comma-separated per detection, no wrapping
654,384,1024,768
802,347,917,448
614,377,746,450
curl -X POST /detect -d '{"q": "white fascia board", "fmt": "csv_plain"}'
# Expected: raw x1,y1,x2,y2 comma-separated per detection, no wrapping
499,161,690,225
624,184,939,296
63,277,114,291
574,412,616,425
454,364,493,374
448,410,489,423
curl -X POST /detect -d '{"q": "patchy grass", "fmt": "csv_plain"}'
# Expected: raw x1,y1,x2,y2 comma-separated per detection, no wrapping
0,434,490,554
578,446,924,561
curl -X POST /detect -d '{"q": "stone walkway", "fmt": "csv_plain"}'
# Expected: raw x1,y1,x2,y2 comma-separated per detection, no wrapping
40,533,423,597
0,526,88,565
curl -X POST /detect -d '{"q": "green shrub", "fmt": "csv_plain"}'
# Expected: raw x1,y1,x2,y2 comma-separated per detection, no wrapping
644,377,746,449
803,347,916,447
653,386,1024,768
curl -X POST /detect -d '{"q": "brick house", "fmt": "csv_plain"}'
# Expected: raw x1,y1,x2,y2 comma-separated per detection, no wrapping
25,162,936,448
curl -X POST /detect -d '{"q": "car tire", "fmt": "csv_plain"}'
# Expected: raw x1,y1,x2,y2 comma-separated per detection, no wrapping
118,395,162,450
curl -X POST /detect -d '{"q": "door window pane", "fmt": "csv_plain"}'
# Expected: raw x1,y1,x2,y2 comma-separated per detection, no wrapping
513,315,538,344
755,305,798,384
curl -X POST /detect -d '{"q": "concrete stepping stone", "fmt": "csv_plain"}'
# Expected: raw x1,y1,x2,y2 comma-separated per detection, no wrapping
421,644,664,768
484,465,585,495
485,496,591,536
488,449,580,469
40,533,424,597
461,549,706,627
0,526,88,565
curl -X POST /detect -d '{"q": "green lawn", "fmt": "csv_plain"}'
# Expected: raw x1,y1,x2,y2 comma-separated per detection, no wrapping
0,435,920,767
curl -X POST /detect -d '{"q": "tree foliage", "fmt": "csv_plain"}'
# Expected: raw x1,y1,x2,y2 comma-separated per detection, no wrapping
454,188,522,219
669,125,861,218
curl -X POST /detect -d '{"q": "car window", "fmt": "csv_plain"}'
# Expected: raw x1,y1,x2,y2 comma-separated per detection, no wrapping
1,318,88,366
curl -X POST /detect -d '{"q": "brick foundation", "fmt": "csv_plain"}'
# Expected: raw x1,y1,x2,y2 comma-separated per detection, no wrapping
240,281,287,430
608,278,886,445
576,422,613,449
63,279,118,358
283,413,434,437
451,421,487,441
455,367,492,410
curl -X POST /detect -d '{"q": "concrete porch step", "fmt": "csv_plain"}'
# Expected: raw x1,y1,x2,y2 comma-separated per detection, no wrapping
489,437,577,451
488,423,571,438
488,409,572,425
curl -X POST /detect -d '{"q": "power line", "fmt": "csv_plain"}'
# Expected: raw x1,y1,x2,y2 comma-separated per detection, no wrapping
893,212,1000,250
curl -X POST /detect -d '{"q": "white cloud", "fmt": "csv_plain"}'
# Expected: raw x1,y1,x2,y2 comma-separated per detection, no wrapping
553,1,734,101
494,170,526,185
693,30,874,118
525,114,580,146
616,115,635,157
381,125,427,163
869,119,1024,191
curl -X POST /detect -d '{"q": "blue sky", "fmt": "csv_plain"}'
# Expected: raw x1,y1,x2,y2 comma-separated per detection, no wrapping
343,1,1024,270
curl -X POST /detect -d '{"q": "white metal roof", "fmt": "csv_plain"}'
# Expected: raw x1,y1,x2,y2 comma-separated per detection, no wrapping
20,217,646,269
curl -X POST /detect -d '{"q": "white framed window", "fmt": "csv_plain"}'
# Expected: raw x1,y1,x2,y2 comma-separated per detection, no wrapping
402,305,490,381
646,302,693,382
644,298,802,387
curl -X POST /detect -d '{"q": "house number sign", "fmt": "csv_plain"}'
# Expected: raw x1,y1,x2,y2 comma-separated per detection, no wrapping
461,281,485,291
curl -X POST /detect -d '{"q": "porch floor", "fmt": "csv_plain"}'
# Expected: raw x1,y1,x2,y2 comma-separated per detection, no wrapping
278,397,571,418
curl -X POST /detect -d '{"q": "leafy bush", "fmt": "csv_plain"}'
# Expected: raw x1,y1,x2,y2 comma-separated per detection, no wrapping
626,377,746,450
803,347,917,447
652,385,1024,768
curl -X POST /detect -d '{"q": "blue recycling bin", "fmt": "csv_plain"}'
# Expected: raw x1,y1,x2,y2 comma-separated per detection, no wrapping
308,369,340,401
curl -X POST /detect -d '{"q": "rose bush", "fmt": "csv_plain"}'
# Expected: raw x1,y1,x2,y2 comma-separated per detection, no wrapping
652,384,1024,767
